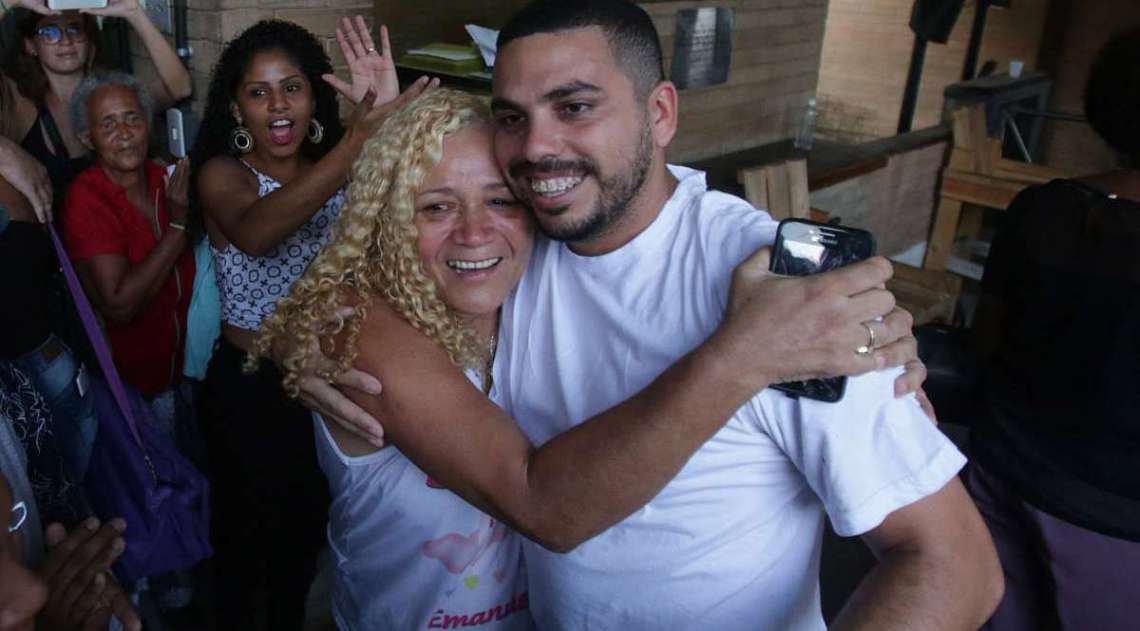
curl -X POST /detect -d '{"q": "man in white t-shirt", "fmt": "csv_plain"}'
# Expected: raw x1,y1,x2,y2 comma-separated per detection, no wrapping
301,1,1003,628
480,1,1000,629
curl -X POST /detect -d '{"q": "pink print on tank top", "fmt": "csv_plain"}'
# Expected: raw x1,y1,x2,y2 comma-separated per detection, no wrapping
423,517,510,575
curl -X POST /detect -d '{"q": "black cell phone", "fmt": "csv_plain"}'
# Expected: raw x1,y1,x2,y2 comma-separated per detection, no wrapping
769,219,876,403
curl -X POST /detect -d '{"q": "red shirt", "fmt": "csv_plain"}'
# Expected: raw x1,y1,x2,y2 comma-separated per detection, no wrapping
62,162,196,396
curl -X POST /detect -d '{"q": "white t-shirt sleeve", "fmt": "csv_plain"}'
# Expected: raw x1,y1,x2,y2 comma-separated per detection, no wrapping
746,367,966,537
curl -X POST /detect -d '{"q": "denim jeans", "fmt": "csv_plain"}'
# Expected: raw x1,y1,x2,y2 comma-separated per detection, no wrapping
9,334,98,482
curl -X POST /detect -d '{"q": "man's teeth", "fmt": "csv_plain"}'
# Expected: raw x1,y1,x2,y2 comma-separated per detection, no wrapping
531,176,583,196
447,257,502,271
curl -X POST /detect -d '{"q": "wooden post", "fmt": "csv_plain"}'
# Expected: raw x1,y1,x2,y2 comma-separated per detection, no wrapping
924,197,963,271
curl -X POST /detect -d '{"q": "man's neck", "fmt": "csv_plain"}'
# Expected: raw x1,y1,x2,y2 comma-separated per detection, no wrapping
567,159,679,257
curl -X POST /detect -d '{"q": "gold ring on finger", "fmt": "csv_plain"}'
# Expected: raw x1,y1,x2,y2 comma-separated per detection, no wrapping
855,322,875,356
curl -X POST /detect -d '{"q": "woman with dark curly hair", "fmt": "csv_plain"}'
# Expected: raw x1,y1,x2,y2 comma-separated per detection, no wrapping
966,28,1140,630
189,17,431,628
4,0,191,205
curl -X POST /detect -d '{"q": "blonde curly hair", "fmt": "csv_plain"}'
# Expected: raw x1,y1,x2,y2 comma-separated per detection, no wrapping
250,88,493,396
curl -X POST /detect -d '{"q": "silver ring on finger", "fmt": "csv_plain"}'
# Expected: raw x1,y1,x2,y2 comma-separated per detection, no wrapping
366,47,377,54
855,322,875,356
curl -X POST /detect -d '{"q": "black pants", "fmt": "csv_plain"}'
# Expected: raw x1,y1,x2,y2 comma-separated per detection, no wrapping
198,339,329,630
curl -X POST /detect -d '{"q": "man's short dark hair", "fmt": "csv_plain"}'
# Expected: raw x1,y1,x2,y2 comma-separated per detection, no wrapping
498,0,665,98
1084,28,1140,166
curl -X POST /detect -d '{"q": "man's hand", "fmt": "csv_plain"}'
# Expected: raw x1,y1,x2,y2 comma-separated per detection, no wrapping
0,136,53,223
715,248,920,392
274,307,386,446
37,518,141,631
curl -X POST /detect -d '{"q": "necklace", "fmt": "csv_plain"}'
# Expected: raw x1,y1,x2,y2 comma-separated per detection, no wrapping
481,332,497,395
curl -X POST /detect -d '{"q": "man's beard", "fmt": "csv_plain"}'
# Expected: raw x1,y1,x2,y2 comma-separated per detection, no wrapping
510,124,655,245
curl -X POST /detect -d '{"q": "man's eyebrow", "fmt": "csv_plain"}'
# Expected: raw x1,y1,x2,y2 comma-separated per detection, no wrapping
543,81,602,102
490,81,603,112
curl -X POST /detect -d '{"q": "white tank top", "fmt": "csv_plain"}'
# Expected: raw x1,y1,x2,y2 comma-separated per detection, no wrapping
313,371,533,631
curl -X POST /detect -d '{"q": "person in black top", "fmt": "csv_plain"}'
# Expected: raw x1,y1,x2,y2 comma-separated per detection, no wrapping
3,0,191,204
966,28,1140,631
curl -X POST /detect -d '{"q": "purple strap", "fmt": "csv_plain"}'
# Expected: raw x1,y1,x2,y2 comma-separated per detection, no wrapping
47,222,147,451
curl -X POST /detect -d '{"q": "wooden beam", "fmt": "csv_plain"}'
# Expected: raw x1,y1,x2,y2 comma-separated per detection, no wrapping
786,159,810,219
940,170,1027,209
924,197,964,272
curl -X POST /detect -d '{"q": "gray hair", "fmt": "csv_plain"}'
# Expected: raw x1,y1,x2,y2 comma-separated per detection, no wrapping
69,71,154,137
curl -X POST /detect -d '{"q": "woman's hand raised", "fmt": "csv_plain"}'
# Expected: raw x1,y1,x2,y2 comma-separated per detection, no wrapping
344,77,439,146
81,0,144,20
165,158,190,225
323,16,399,107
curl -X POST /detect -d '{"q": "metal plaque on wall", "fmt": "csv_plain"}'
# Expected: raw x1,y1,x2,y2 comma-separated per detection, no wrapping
670,7,734,90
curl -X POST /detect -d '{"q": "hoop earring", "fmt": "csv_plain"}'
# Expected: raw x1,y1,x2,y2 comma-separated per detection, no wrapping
230,114,254,154
307,119,324,145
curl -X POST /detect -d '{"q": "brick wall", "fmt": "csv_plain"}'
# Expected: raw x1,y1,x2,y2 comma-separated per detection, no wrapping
128,0,830,163
816,0,1051,143
125,0,374,122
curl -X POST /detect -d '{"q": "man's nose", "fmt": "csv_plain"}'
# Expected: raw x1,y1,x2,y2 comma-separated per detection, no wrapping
522,116,564,166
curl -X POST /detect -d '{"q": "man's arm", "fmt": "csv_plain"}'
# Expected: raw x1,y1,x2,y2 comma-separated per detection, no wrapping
831,479,1004,631
304,250,921,442
343,252,902,552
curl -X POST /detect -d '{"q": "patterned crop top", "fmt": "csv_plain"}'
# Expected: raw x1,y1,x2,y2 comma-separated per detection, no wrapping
211,162,345,331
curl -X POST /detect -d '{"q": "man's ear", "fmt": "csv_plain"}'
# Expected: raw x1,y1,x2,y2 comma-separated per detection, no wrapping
78,130,93,151
646,81,678,150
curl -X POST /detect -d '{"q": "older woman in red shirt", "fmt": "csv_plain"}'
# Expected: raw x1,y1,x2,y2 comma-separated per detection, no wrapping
61,71,195,415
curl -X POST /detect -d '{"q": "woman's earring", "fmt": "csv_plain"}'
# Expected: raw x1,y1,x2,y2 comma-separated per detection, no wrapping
230,114,254,154
307,119,324,145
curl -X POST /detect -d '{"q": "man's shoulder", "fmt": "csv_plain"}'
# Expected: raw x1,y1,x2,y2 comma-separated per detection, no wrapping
678,180,779,264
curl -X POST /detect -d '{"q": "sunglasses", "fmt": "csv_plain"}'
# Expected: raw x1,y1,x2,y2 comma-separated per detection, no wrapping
35,24,87,44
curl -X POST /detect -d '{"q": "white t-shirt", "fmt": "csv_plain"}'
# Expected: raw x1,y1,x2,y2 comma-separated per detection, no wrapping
313,370,534,631
494,166,966,630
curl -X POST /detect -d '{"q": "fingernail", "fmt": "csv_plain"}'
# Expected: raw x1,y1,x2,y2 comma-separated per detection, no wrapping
367,382,382,395
111,518,127,532
112,538,125,553
95,572,105,586
84,517,100,531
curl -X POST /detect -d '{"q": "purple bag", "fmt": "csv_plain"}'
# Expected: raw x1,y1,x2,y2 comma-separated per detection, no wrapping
49,224,212,583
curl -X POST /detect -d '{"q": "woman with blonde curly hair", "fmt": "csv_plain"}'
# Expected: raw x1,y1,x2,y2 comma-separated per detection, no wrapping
258,87,779,629
257,88,535,630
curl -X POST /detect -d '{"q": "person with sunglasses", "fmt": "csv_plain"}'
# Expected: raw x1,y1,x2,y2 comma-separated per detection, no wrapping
4,0,191,207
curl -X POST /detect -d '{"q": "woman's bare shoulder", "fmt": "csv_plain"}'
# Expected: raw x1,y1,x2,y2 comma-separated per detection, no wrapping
197,156,258,209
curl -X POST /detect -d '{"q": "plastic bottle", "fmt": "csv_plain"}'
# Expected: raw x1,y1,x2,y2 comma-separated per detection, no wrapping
794,97,817,151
